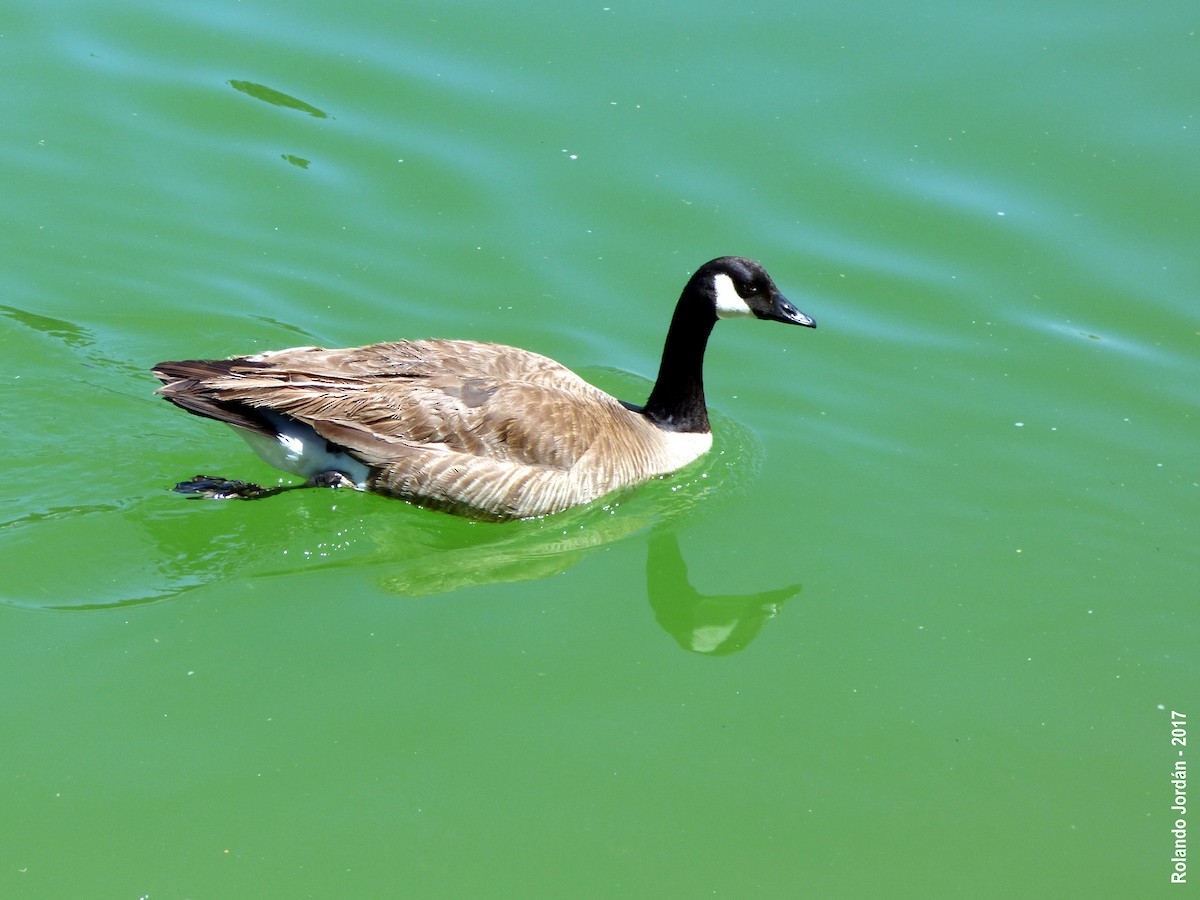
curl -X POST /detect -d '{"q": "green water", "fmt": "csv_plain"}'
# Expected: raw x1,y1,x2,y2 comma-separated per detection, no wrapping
3,0,1196,896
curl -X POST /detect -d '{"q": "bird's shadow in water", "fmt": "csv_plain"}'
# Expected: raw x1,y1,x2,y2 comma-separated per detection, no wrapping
290,507,804,656
261,482,805,655
645,530,802,656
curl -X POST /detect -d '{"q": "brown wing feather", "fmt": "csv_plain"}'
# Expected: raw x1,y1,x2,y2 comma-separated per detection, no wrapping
154,340,630,471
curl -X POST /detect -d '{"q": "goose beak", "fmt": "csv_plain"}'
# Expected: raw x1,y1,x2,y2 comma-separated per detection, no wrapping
767,291,817,328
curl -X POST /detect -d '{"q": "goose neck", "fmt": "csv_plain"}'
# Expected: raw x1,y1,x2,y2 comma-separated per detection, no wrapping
641,298,716,433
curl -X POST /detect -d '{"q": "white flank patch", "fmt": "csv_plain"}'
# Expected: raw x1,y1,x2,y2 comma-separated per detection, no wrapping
233,411,370,486
712,272,754,319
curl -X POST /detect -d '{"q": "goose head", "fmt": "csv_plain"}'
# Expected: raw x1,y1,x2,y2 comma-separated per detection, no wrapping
700,256,817,328
641,256,816,433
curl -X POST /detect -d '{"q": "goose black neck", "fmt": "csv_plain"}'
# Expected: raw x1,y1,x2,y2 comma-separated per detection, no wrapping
640,291,717,433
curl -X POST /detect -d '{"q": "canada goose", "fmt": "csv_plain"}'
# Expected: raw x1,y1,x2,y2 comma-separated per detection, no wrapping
153,256,816,520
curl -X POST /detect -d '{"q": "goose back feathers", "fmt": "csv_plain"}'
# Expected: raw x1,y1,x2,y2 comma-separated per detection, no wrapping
153,256,816,519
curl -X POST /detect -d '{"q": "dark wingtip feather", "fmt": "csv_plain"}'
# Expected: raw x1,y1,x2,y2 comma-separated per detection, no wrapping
152,357,242,385
152,358,273,435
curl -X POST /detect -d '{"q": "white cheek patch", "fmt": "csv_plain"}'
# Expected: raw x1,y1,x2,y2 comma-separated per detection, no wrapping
713,272,754,319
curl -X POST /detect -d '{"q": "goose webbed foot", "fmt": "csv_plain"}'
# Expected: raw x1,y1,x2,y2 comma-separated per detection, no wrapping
173,471,356,500
173,475,287,500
